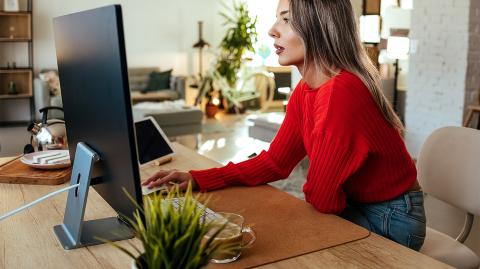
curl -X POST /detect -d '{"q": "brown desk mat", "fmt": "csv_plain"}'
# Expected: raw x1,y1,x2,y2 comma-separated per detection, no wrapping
204,185,370,269
0,157,71,185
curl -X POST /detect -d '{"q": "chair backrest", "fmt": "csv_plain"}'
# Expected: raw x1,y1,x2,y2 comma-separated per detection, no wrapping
417,126,480,215
252,72,275,111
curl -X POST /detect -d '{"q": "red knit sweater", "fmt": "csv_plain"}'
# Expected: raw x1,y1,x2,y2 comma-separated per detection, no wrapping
190,70,417,214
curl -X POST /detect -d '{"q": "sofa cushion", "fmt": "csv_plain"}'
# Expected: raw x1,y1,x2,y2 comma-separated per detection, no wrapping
132,100,203,137
132,101,203,125
131,90,179,103
144,69,172,92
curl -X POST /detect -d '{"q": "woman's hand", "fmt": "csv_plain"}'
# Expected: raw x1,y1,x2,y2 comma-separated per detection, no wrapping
141,169,197,190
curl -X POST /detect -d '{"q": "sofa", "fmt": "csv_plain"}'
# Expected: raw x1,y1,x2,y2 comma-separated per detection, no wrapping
34,67,186,119
128,67,186,104
128,68,203,139
34,67,203,139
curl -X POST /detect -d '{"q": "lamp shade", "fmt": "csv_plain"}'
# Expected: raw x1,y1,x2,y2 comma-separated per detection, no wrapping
387,36,410,60
360,15,381,43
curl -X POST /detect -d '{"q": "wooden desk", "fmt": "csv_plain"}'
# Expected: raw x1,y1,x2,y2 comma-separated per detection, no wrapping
0,144,452,268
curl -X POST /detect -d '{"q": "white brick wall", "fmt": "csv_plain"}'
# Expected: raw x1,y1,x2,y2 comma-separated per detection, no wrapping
405,0,470,157
464,0,480,124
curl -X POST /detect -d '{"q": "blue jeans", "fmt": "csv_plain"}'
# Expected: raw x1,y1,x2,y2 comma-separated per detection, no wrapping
340,191,426,251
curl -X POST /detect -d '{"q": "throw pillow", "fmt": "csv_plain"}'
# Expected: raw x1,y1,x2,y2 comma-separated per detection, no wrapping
144,69,172,92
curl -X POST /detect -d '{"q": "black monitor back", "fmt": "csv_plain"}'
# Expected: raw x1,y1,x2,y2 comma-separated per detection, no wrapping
53,5,142,220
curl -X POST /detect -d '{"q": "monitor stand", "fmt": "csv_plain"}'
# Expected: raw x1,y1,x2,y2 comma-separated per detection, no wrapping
53,142,135,250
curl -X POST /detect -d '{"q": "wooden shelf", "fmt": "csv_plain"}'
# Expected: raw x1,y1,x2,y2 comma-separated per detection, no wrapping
0,11,31,15
0,120,30,126
0,37,31,42
0,0,34,124
0,93,31,99
0,69,32,97
0,68,32,73
0,13,31,40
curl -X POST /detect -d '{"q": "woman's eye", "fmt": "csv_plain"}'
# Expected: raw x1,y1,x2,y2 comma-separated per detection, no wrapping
282,17,289,23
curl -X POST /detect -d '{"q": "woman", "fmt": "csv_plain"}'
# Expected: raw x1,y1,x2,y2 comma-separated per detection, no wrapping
143,0,426,250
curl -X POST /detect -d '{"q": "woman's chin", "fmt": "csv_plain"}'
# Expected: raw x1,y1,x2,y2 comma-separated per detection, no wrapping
277,57,292,66
278,56,303,67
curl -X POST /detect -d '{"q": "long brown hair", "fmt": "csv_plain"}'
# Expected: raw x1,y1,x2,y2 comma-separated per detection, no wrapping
289,0,404,131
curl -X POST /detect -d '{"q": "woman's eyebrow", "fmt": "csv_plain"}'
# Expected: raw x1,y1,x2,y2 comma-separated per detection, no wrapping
279,10,289,16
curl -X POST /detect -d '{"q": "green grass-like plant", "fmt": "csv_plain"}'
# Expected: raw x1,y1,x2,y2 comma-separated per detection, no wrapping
106,183,231,269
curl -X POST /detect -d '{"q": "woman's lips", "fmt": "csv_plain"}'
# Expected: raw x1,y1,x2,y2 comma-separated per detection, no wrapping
274,44,285,55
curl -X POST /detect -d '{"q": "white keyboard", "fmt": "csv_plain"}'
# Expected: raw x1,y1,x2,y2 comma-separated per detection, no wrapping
165,197,221,222
141,181,178,196
141,184,220,222
142,184,168,196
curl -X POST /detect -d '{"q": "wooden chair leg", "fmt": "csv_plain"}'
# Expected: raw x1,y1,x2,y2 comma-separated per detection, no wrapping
464,109,474,127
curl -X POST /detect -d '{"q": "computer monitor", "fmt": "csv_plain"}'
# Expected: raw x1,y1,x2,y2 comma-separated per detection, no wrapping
53,4,142,247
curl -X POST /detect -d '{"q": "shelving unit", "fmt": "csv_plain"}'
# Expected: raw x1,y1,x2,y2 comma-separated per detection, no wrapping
0,68,32,98
0,0,34,123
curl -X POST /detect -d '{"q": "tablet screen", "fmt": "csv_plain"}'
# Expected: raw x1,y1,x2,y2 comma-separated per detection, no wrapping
135,119,174,164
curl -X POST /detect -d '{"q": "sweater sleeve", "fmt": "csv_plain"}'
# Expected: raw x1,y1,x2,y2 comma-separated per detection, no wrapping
190,87,307,191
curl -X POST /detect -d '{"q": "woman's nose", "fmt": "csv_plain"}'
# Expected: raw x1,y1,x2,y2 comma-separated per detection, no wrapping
268,25,279,39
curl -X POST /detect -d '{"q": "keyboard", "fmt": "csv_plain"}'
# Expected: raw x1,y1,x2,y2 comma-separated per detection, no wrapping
142,184,168,196
141,183,220,222
165,197,221,222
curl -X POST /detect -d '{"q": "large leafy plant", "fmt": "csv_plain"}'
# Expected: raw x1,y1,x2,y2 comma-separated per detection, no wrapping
106,184,230,269
215,1,258,87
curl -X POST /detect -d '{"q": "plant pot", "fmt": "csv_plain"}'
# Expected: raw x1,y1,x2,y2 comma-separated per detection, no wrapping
205,103,218,118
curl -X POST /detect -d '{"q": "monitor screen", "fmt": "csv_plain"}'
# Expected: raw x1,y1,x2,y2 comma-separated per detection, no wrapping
53,5,142,221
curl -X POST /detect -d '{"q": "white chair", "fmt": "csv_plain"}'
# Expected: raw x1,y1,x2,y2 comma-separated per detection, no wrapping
417,126,480,269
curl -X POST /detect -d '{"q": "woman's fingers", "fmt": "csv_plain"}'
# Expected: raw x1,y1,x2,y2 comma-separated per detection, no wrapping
142,170,172,186
177,181,189,191
147,170,180,188
142,170,194,190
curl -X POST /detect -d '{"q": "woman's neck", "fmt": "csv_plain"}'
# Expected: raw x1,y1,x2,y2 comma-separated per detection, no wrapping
298,64,339,89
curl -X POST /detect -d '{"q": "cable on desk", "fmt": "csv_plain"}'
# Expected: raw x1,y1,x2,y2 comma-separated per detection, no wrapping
0,183,80,221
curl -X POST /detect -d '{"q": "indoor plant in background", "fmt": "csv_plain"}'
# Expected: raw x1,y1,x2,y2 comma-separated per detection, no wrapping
213,1,258,113
105,183,231,269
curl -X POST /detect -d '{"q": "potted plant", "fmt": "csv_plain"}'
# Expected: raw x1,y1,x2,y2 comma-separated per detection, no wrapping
205,88,219,118
105,183,231,269
213,1,258,112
